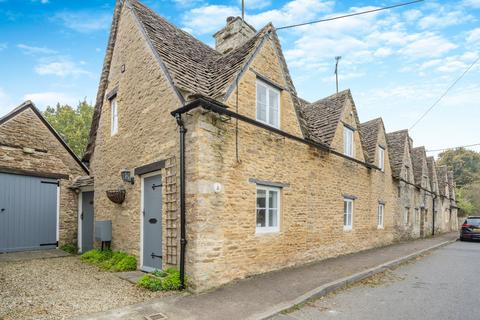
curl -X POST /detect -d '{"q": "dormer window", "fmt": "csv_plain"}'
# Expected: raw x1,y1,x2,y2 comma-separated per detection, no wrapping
378,146,385,171
343,126,354,157
256,80,280,128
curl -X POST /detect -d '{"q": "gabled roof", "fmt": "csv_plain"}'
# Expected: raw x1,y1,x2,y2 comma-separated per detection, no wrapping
0,101,89,174
411,146,427,186
386,129,410,178
426,156,437,188
84,0,297,161
447,171,455,199
437,165,448,197
298,89,358,147
359,118,385,164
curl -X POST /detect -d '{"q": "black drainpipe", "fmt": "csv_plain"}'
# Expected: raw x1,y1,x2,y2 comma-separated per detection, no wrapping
432,193,437,236
175,113,187,290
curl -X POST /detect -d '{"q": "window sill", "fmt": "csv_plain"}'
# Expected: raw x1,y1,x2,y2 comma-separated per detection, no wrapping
343,226,352,232
255,118,280,130
377,226,384,230
256,228,280,235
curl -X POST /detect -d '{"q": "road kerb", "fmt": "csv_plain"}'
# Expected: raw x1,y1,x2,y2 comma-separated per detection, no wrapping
254,238,457,320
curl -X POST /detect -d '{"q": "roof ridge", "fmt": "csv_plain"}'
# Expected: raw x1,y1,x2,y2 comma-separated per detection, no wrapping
129,0,219,56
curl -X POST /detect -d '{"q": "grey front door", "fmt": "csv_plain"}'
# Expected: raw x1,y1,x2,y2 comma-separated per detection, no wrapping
142,174,163,271
81,191,94,252
0,173,58,252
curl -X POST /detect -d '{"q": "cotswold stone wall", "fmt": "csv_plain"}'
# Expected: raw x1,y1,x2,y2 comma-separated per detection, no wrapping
90,6,180,265
0,108,85,245
184,40,398,291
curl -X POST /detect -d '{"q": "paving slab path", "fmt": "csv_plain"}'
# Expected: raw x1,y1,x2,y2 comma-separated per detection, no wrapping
76,233,458,320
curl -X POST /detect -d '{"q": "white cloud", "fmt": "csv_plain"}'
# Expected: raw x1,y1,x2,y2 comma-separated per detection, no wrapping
0,88,12,117
53,11,111,33
418,10,471,29
467,28,480,45
373,47,392,58
403,9,422,22
23,92,78,109
35,58,92,77
17,44,57,55
181,5,240,35
463,0,480,8
181,0,334,35
0,43,7,51
399,33,457,58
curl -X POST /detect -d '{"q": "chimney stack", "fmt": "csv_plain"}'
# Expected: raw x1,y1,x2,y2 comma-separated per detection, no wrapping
213,16,256,54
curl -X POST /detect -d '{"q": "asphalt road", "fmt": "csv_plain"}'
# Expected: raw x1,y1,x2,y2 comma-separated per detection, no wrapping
273,241,480,320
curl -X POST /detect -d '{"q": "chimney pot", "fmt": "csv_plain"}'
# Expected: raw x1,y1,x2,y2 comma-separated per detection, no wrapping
227,16,235,23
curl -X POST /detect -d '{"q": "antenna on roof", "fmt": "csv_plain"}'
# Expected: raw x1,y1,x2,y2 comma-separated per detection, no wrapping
334,56,342,94
242,0,245,20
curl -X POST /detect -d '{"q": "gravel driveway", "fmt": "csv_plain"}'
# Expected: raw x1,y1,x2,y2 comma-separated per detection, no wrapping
0,254,170,320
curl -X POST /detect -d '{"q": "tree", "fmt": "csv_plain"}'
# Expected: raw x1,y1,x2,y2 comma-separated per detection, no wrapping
43,100,93,158
438,148,480,216
437,148,480,187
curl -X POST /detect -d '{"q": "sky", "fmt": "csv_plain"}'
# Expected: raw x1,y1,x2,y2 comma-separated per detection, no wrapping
0,0,479,157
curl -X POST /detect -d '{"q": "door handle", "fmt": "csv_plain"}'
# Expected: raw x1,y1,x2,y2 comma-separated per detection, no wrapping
81,212,84,220
1,208,5,213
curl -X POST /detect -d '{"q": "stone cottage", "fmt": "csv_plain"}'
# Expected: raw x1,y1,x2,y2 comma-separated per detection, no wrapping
411,146,433,237
386,130,416,240
82,0,457,291
427,156,442,235
0,101,88,252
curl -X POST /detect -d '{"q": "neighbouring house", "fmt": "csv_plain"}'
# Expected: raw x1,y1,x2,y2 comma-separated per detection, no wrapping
447,171,458,231
81,0,458,291
427,156,442,235
386,130,416,240
411,146,433,238
436,165,457,232
0,101,88,252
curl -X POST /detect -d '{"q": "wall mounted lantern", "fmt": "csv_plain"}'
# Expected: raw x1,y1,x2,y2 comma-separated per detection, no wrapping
121,169,134,184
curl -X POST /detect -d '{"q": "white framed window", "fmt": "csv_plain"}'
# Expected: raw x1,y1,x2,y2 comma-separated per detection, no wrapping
404,207,409,225
377,203,384,229
343,198,353,231
256,80,280,128
111,97,118,136
343,126,354,157
378,146,385,172
256,185,280,234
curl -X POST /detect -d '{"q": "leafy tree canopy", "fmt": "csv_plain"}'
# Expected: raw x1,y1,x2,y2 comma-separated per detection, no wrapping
437,148,480,187
438,148,480,216
43,100,93,158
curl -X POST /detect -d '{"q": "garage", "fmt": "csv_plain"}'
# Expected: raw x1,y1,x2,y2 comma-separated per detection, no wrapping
0,101,89,253
0,173,59,252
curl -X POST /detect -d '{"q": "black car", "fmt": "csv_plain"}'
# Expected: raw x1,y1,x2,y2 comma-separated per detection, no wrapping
460,217,480,241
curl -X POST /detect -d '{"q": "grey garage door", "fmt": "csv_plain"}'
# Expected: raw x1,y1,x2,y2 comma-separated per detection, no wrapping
0,173,58,252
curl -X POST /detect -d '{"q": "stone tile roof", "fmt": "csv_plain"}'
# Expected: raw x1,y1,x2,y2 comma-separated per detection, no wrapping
437,165,448,197
297,90,350,146
359,118,383,164
447,171,455,199
426,156,437,189
386,130,409,178
84,0,297,161
411,146,427,186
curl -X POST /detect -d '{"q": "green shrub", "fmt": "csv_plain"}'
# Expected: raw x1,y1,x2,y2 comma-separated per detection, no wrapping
138,268,184,291
60,244,77,254
80,249,136,272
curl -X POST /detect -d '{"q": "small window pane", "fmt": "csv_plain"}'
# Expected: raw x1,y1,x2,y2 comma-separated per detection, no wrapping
269,90,279,127
257,189,266,208
268,209,277,227
256,84,267,122
256,209,266,227
268,190,278,209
